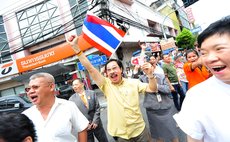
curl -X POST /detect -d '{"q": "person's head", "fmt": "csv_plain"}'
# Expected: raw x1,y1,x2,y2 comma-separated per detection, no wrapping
162,54,171,64
185,49,199,63
72,78,84,93
126,67,130,72
155,52,162,62
25,72,55,106
104,59,124,84
174,54,182,63
198,16,230,84
149,55,157,66
0,113,37,142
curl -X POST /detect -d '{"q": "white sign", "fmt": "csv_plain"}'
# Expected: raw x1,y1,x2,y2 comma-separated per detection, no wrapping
0,60,19,78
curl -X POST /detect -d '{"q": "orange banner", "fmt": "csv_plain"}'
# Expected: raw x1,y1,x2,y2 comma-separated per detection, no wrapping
16,35,92,73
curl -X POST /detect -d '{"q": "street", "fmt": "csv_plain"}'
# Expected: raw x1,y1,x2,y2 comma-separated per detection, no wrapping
96,89,187,142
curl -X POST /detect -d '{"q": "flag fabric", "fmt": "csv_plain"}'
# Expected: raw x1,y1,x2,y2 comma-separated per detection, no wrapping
131,56,145,66
131,56,140,65
82,13,126,56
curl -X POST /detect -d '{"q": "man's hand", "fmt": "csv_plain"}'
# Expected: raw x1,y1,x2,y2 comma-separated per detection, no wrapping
66,35,81,53
170,86,176,92
143,62,158,92
87,123,92,130
87,122,98,130
187,135,203,142
133,65,140,73
91,123,98,129
68,35,76,42
141,62,154,76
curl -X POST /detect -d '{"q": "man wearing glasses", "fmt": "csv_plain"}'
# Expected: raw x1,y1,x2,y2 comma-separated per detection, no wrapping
23,72,89,142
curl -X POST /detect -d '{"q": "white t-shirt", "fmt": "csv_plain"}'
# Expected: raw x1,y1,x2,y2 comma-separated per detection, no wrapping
23,98,88,142
174,76,230,142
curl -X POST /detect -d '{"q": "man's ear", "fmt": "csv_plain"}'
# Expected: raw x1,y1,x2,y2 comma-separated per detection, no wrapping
23,136,33,142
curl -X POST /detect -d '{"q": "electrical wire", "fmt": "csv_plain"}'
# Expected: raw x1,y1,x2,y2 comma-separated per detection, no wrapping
1,0,186,59
2,1,87,47
109,1,187,32
1,2,90,56
1,6,150,58
0,0,132,50
1,0,103,58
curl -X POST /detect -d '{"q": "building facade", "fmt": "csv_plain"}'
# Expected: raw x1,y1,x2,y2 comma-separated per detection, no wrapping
0,0,190,97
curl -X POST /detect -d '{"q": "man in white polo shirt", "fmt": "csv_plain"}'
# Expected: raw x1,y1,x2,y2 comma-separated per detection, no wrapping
23,72,89,142
174,16,230,142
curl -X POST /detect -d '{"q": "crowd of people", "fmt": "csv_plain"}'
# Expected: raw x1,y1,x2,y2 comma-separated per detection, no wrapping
0,16,230,142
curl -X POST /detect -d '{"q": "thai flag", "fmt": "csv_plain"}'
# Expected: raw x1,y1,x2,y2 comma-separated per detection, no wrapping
82,13,126,56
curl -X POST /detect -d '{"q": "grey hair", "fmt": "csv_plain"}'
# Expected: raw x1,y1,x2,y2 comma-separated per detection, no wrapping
29,72,55,83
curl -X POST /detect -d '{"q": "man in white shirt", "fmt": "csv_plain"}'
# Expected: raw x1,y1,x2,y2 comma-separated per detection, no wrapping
23,72,89,142
174,16,230,142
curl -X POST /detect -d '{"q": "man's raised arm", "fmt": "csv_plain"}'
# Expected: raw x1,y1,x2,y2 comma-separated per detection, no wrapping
67,35,105,87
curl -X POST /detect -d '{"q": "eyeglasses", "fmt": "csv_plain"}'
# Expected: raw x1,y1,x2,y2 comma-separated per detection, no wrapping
25,82,52,93
25,85,40,93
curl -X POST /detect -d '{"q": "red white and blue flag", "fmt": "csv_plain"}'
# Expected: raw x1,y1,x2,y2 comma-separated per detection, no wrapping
82,13,126,56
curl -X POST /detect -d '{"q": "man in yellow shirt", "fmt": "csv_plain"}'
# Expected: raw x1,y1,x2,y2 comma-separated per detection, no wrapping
67,35,158,142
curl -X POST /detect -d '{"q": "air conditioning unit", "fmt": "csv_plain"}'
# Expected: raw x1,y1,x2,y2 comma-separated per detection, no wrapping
118,0,134,5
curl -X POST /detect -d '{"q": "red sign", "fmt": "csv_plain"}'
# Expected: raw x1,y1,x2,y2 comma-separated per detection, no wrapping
186,8,195,23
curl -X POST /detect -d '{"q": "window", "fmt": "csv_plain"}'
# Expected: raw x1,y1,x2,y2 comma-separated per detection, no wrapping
0,85,25,97
0,89,14,97
16,0,63,47
0,15,11,64
15,86,25,95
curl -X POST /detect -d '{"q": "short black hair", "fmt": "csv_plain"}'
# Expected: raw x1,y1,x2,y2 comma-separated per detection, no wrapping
0,113,37,142
104,59,124,72
198,15,230,48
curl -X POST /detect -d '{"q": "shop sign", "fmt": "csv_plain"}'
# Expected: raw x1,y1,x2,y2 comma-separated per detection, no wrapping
160,38,176,51
77,55,107,71
0,61,19,79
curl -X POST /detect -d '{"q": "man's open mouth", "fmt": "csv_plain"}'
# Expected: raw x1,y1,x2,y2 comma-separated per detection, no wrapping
30,95,38,101
110,74,117,78
212,66,226,72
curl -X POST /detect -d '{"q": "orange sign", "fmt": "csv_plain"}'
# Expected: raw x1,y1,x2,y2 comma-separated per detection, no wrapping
0,35,93,79
16,35,92,72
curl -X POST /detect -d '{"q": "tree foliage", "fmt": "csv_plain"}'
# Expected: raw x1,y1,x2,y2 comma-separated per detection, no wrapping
175,28,196,50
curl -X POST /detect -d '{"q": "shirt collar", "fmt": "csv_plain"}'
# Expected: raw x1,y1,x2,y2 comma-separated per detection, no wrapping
112,77,125,86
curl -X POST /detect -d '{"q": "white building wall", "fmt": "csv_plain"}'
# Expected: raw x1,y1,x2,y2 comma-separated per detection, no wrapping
1,0,175,63
110,0,174,29
0,0,176,93
0,81,24,91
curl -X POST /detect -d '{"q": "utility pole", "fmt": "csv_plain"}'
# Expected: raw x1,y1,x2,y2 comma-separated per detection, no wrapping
161,5,184,40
